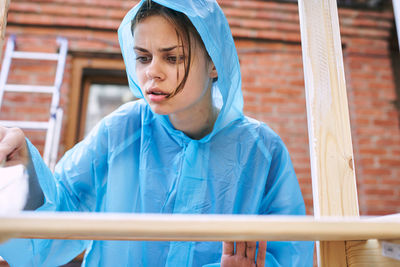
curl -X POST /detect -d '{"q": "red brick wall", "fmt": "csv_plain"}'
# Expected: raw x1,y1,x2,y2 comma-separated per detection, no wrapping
0,0,399,216
221,0,400,215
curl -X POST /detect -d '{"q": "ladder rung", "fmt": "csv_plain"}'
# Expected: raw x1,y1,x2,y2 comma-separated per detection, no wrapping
4,85,56,93
0,120,49,130
12,51,59,61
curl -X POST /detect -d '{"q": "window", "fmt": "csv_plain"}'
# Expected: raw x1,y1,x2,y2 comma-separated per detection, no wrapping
66,57,132,149
84,84,134,137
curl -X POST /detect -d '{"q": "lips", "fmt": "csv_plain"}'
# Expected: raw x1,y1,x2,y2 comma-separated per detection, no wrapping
146,87,170,102
147,87,170,96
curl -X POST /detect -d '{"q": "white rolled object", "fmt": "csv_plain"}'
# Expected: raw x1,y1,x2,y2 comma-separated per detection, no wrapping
0,164,28,214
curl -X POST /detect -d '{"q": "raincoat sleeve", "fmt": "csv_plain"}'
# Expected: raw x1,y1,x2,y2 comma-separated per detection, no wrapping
258,136,314,267
0,120,109,267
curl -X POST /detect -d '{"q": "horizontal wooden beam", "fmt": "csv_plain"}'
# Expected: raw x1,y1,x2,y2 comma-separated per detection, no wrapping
0,213,399,242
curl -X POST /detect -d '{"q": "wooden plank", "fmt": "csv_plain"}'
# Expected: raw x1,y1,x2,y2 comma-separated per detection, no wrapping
0,0,9,61
347,240,400,266
297,0,359,266
0,213,400,242
346,215,400,266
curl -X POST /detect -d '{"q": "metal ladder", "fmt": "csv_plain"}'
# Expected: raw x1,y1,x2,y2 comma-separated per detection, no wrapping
0,35,68,171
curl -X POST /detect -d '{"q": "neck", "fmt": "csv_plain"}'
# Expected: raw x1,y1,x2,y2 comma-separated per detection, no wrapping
169,87,218,140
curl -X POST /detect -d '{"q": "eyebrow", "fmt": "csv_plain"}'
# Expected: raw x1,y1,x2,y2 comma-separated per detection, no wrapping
134,45,183,53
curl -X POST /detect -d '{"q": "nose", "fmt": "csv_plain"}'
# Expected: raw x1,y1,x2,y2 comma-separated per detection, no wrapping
145,58,165,80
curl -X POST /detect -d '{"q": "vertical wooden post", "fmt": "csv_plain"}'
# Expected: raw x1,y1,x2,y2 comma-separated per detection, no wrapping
0,0,10,60
297,0,359,266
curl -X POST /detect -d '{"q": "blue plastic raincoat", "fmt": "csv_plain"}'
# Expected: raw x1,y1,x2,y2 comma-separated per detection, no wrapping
0,0,313,266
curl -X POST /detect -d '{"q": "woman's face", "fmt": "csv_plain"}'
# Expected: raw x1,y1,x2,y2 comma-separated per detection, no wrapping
133,15,217,116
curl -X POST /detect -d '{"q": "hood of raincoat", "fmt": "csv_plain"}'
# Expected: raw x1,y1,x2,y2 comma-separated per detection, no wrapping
118,0,243,141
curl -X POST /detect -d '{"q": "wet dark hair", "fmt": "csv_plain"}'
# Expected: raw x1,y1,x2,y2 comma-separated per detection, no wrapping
131,0,208,97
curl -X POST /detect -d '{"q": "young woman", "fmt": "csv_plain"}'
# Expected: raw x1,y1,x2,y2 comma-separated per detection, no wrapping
0,0,314,266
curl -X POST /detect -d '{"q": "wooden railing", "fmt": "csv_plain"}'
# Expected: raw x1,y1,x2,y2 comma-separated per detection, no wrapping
0,213,399,242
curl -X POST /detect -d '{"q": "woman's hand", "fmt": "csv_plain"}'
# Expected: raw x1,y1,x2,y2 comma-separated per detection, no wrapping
221,241,267,267
0,126,28,167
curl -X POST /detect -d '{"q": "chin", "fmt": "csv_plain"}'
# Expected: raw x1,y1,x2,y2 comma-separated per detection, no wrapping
149,105,171,116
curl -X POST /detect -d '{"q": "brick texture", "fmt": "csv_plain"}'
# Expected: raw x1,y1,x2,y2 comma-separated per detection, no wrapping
0,0,399,217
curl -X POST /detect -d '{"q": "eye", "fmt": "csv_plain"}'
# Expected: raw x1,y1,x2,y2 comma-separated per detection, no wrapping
136,55,151,64
167,55,185,64
167,56,177,64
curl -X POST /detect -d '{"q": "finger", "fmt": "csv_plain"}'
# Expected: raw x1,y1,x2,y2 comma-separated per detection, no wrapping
4,149,27,167
245,242,257,262
256,241,267,267
0,128,26,163
0,142,13,163
236,241,246,257
0,126,6,141
0,127,7,163
222,242,234,256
